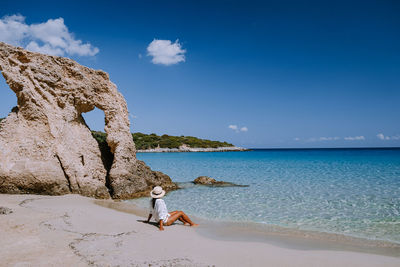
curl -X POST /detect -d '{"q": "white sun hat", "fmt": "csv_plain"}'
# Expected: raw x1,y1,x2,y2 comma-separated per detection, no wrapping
150,186,166,198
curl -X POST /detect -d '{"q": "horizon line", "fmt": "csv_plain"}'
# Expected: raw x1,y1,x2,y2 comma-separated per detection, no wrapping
247,146,400,150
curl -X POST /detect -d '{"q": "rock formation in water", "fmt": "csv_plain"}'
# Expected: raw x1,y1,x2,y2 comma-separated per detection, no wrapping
193,176,249,187
0,42,177,199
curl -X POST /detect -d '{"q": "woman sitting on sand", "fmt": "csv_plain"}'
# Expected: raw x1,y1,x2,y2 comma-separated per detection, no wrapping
146,186,198,231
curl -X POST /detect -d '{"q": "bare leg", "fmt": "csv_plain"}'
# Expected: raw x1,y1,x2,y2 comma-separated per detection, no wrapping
169,211,189,225
165,211,198,227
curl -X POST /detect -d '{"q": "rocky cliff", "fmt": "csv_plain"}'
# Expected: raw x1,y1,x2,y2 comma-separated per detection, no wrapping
0,42,176,199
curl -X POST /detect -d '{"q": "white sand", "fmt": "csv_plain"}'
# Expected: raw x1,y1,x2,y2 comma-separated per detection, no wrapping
1,194,399,267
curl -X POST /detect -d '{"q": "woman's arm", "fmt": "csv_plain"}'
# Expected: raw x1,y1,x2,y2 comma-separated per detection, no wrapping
159,220,164,231
146,214,152,222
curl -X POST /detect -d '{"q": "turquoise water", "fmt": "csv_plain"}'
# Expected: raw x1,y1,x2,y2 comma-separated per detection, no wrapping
130,149,400,243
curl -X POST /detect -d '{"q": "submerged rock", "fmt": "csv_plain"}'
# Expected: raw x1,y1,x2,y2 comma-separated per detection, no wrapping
193,176,249,187
0,42,176,199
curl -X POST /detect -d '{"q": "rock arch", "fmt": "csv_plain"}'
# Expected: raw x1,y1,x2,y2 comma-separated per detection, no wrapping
0,42,176,199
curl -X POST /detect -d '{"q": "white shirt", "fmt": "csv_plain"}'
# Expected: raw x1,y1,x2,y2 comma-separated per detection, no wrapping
150,199,169,223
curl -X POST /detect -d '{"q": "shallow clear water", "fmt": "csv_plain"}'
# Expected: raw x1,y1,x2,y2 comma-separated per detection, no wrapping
129,149,400,243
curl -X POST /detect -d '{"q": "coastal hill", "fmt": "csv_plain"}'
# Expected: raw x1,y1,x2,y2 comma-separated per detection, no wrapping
92,131,234,150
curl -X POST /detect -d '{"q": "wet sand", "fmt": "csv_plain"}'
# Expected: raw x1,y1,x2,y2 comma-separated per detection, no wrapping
1,193,399,266
100,198,400,257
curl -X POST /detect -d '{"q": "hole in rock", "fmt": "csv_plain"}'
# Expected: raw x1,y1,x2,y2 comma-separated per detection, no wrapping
82,107,106,132
82,108,114,192
0,72,18,123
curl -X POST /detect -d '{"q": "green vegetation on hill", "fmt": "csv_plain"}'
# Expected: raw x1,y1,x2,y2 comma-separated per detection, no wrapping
91,131,233,150
132,132,233,149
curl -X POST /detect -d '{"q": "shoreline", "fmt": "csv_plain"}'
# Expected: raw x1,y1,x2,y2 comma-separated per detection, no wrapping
195,218,400,257
116,199,400,257
1,193,400,266
137,146,249,153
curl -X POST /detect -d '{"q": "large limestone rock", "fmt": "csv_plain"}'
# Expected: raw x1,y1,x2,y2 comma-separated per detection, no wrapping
0,42,176,199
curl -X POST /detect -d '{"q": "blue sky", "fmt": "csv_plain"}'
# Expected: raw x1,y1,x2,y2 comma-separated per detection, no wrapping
0,0,399,148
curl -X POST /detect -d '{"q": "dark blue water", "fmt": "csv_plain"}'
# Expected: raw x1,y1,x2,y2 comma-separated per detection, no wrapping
130,148,400,243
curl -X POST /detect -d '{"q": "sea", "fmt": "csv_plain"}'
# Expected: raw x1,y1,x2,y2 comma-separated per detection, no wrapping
128,148,400,244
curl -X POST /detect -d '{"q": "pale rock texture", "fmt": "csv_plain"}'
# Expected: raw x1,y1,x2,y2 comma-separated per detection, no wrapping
0,42,176,199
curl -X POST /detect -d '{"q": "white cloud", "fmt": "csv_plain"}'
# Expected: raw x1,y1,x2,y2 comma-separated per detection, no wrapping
228,124,248,133
0,15,29,45
0,14,99,57
344,136,365,141
319,136,340,141
294,137,300,141
377,133,400,140
147,39,185,65
228,125,238,131
307,136,340,142
377,133,385,140
25,41,65,56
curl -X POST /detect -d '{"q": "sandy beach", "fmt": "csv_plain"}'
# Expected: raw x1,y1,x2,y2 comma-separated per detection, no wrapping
1,194,399,267
1,1,399,266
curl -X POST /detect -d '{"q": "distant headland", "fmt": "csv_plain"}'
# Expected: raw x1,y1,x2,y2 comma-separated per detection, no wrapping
92,131,248,153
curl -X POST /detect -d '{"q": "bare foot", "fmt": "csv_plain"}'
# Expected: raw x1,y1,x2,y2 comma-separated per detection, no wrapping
191,223,199,227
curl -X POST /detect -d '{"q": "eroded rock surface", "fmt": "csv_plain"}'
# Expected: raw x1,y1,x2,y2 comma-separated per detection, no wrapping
0,206,13,215
0,42,176,199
